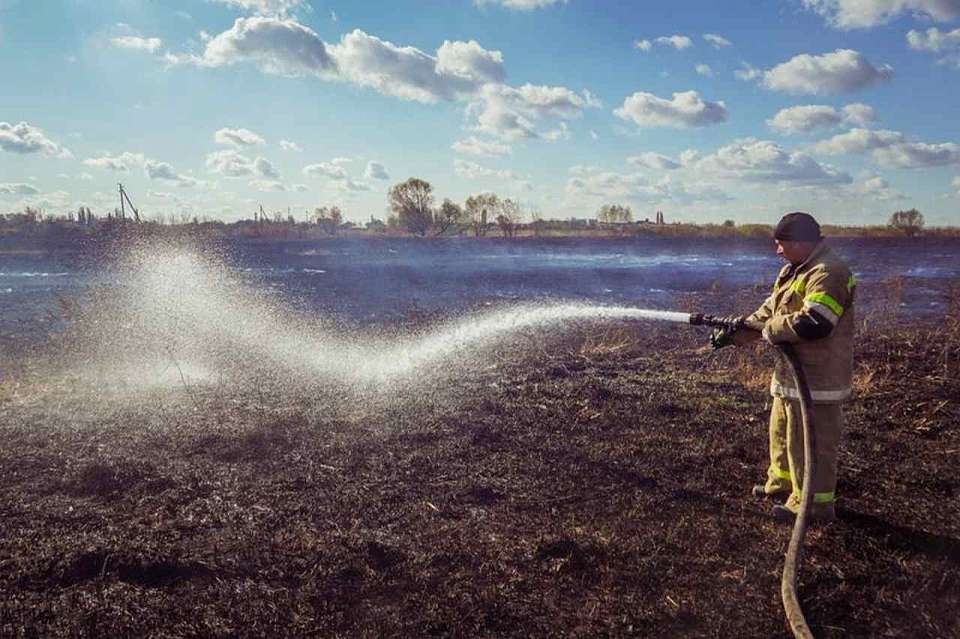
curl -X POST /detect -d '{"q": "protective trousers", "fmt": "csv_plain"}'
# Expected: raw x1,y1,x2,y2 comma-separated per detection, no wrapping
763,397,842,512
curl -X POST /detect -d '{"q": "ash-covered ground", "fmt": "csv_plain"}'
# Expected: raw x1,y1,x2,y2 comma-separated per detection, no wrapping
1,309,957,637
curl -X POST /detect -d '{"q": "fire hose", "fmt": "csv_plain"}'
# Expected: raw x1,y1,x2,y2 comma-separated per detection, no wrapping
689,313,817,639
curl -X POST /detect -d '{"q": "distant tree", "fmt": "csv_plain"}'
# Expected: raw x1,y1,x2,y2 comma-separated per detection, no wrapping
314,206,343,235
722,219,735,228
434,199,465,235
366,215,386,232
889,208,924,236
495,198,522,238
597,204,633,223
465,192,498,237
529,205,545,237
389,178,434,236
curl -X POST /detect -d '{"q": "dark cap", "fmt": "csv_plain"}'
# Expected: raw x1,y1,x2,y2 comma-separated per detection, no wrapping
774,212,821,242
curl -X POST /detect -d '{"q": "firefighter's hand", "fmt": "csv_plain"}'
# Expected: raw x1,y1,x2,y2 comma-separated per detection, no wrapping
710,327,735,350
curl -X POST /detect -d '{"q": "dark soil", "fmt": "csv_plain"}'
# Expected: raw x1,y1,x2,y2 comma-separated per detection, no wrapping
0,320,958,638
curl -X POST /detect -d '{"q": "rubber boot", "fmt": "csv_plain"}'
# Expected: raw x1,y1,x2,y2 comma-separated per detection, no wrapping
772,493,837,524
753,484,789,500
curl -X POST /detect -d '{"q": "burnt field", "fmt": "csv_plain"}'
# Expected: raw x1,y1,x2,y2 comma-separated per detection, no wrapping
1,317,958,638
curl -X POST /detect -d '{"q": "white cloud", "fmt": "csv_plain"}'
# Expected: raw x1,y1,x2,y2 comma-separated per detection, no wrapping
0,183,40,195
454,159,520,180
735,63,763,81
703,33,732,48
634,39,652,52
907,26,960,51
810,127,960,167
589,130,599,140
800,0,960,29
856,174,905,201
695,63,714,77
474,0,568,9
452,136,512,157
543,122,570,141
767,103,874,134
760,49,893,94
614,90,728,128
207,149,278,177
254,157,280,179
469,83,596,140
873,141,960,167
111,36,163,53
214,127,266,147
293,183,309,192
627,152,681,170
328,29,478,103
144,159,199,187
582,90,602,108
0,121,72,158
249,179,286,192
811,128,906,154
170,19,594,149
178,17,336,77
303,161,349,179
364,161,389,180
841,103,876,126
565,167,730,204
908,27,960,68
768,105,844,134
83,151,146,171
279,139,303,152
436,39,506,84
209,0,307,16
691,138,852,185
655,35,694,50
341,179,371,192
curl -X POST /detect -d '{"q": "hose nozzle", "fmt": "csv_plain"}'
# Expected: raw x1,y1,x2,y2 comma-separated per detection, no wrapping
689,313,745,331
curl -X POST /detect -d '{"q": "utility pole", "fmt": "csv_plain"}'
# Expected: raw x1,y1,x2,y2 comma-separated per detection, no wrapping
118,183,141,223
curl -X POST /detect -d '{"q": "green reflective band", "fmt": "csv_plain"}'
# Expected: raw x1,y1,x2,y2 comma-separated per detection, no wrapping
814,491,835,504
790,278,806,295
847,275,857,291
770,465,791,481
805,292,844,317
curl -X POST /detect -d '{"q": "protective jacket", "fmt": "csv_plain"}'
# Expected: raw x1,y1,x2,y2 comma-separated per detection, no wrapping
736,241,856,403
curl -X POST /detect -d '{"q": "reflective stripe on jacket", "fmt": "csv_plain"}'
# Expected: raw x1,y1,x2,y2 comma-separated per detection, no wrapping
742,241,856,403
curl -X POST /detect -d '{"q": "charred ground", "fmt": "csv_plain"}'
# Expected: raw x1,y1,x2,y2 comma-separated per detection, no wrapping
0,316,958,638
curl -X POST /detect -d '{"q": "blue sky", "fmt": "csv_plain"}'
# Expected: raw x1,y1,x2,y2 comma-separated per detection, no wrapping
1,0,959,225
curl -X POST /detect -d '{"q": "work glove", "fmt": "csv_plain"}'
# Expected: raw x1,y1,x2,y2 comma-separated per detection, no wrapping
710,327,735,350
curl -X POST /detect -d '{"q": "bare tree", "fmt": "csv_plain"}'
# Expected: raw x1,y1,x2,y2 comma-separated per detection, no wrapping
529,205,545,237
889,208,924,236
598,204,633,223
496,198,522,238
314,205,343,235
434,198,465,236
389,178,434,236
465,192,498,237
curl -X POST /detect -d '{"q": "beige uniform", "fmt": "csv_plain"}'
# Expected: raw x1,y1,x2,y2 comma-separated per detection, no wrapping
735,241,856,512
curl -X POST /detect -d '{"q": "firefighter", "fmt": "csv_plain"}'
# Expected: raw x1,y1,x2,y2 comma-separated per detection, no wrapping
713,212,856,523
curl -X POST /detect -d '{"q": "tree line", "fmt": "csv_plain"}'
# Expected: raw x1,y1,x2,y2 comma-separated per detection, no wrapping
387,178,524,238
